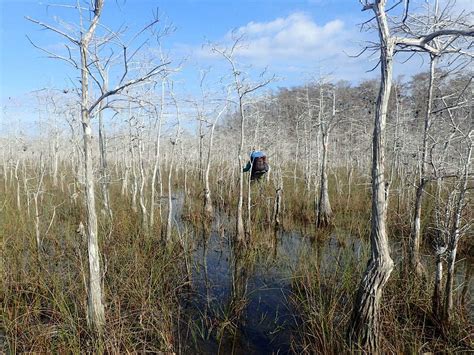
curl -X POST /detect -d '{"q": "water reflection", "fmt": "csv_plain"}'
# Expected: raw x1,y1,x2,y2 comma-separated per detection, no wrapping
175,204,472,353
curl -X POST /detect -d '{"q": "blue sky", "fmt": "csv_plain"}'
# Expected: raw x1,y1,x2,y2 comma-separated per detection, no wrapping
1,0,472,123
0,0,371,100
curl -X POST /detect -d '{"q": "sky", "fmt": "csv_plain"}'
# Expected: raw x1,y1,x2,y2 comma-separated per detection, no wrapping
0,0,473,130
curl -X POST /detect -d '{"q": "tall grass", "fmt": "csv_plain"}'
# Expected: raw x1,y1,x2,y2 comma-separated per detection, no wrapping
1,181,187,353
1,164,472,353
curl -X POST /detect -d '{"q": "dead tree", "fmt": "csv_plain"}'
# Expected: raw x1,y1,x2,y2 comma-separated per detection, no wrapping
203,91,230,218
212,36,273,243
149,82,166,230
166,88,181,243
316,84,342,228
403,0,474,277
27,0,169,335
348,0,473,351
347,2,395,350
442,119,472,322
33,155,46,253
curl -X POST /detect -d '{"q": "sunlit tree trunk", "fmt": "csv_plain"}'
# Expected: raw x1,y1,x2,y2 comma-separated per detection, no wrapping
128,110,138,213
203,102,228,218
316,87,335,228
166,92,181,243
137,121,148,232
150,82,165,230
443,141,472,322
347,1,394,351
98,102,112,219
80,41,105,337
410,56,437,276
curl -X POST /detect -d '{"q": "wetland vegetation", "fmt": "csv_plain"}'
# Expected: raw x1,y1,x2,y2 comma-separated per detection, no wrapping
1,0,473,353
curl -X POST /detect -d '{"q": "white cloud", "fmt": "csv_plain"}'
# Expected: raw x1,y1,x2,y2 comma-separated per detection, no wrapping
227,12,349,62
179,12,377,84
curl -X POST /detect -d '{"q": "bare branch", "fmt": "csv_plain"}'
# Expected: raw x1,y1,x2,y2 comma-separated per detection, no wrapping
88,61,171,114
25,34,79,68
25,17,79,45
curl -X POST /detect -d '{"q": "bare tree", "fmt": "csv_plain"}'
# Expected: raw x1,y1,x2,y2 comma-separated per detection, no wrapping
27,0,169,335
149,82,166,230
348,0,473,351
316,84,342,228
443,134,472,322
203,91,230,218
212,36,274,243
403,0,474,277
166,87,181,243
347,2,395,350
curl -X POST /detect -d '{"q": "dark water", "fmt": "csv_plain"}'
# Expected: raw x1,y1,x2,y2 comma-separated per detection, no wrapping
178,220,371,354
172,198,473,354
182,231,300,354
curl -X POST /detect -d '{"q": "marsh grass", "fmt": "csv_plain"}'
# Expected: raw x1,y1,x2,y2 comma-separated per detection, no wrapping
1,180,187,353
1,165,472,353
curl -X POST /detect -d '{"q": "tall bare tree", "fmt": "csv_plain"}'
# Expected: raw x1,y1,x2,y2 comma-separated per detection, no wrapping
347,2,395,350
212,36,273,243
348,0,473,350
27,0,169,334
400,0,474,276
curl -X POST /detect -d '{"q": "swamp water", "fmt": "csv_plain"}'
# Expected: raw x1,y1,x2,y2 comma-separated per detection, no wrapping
171,197,472,354
177,220,368,353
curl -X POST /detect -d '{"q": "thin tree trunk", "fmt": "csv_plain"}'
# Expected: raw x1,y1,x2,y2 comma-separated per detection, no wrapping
98,107,113,218
121,152,129,196
80,6,105,332
409,57,437,276
129,112,138,213
236,99,246,243
14,159,21,211
272,167,283,229
52,134,59,187
203,102,227,217
432,176,445,316
22,160,30,217
150,87,164,229
317,130,332,227
166,93,181,244
33,157,45,253
443,142,471,322
432,251,444,316
137,125,148,232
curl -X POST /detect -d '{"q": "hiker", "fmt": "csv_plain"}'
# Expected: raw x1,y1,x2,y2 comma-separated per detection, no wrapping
243,150,269,181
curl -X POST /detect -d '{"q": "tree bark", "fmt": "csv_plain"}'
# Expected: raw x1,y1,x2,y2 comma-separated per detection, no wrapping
443,142,471,322
347,1,394,351
409,57,437,276
236,99,246,243
150,83,165,230
317,129,332,227
79,1,106,334
203,103,227,218
98,97,113,218
81,55,105,336
98,102,113,219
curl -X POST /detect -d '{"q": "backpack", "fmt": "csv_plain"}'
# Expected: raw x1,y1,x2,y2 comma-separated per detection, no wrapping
253,155,268,174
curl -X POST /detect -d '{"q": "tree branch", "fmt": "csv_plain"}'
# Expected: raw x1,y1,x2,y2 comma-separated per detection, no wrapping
88,61,170,114
25,16,79,45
